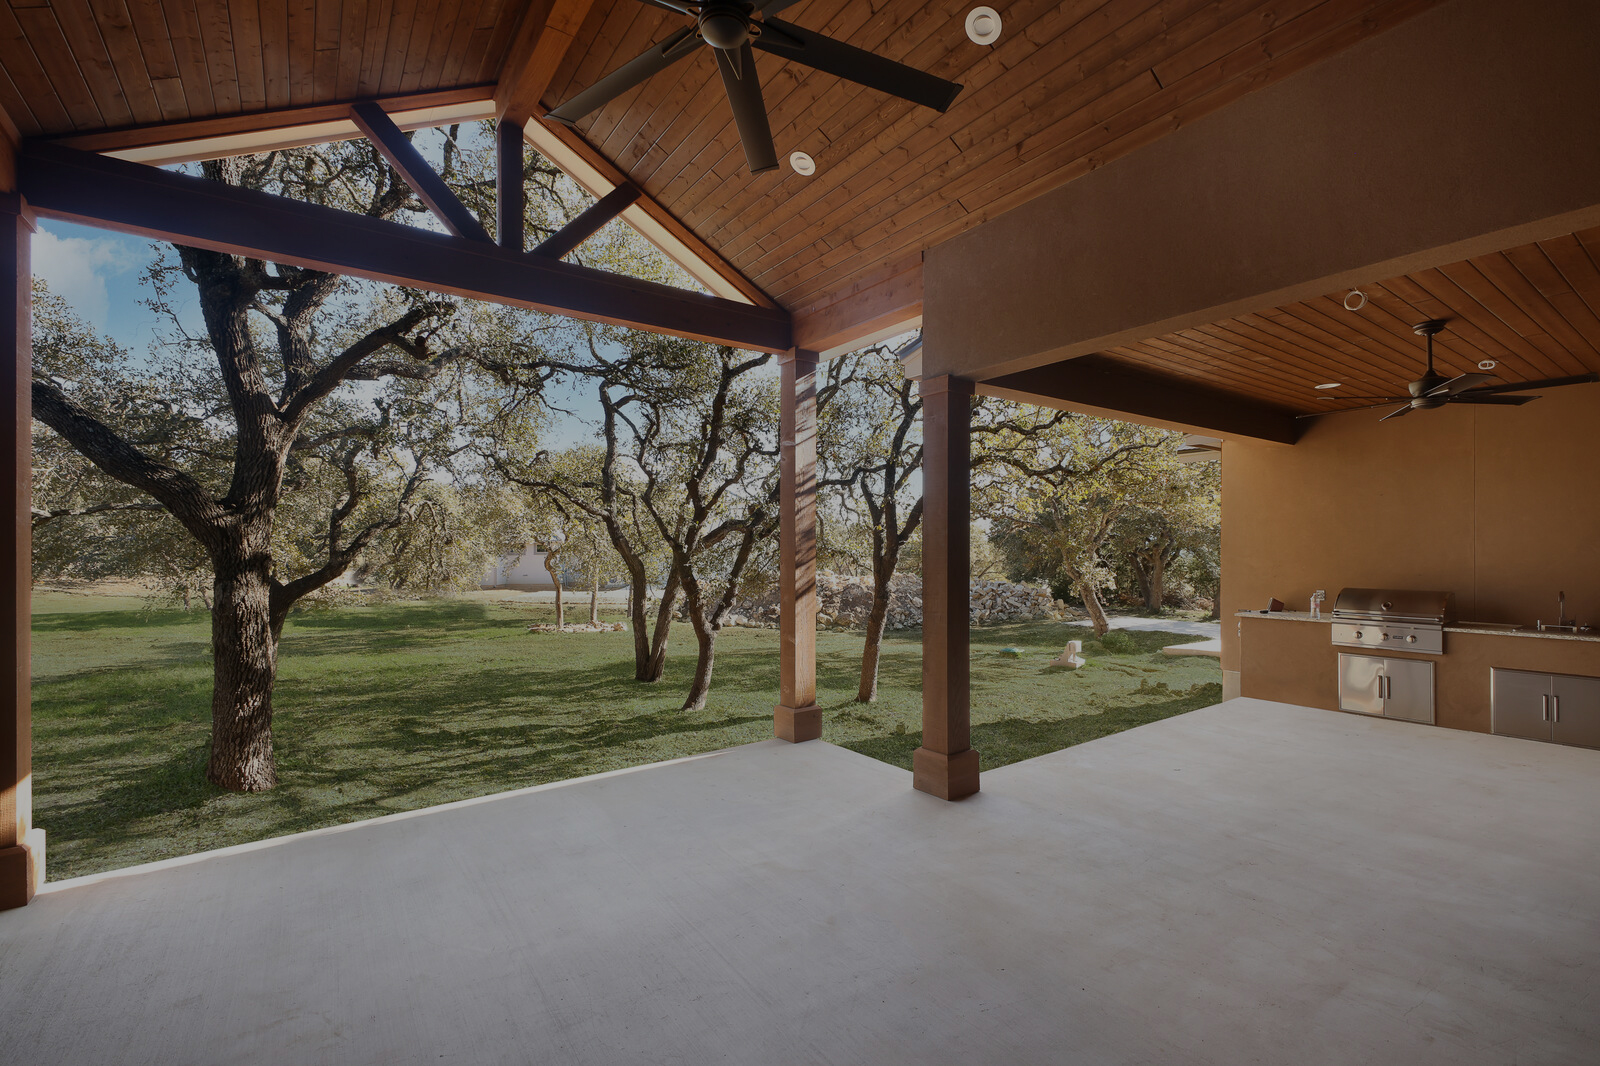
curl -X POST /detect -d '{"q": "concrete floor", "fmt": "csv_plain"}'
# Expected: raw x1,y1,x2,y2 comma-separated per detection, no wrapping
3,698,1597,1065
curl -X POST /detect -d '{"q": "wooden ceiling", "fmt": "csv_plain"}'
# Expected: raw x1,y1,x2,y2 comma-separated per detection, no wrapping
0,0,1442,320
544,0,1441,311
0,0,519,132
1102,227,1600,417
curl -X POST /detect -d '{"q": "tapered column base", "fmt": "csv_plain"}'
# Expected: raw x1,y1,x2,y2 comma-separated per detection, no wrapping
774,704,822,743
0,828,46,910
912,747,980,800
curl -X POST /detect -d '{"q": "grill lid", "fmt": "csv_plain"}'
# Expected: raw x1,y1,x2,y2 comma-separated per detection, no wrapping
1331,587,1455,625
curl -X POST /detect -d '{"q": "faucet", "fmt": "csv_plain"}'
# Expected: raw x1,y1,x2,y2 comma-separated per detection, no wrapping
1539,591,1576,632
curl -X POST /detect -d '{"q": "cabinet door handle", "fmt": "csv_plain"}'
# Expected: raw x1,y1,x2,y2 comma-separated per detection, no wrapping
1552,694,1560,723
1542,693,1551,722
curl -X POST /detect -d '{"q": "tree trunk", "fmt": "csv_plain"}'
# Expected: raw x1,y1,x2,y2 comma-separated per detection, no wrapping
682,614,717,711
856,566,894,703
1147,552,1166,611
1134,562,1156,611
589,568,599,626
1079,577,1112,637
544,550,563,630
205,547,281,792
642,569,680,682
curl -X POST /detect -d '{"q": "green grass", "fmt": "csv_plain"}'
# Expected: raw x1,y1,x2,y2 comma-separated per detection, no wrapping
31,594,1221,881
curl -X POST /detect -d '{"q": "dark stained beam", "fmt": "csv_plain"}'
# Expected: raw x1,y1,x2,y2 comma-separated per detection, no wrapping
19,143,791,354
348,101,491,243
533,182,641,261
496,119,525,252
980,354,1301,445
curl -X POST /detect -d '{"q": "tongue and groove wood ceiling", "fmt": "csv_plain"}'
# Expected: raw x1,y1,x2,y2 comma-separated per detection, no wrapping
1,0,1439,318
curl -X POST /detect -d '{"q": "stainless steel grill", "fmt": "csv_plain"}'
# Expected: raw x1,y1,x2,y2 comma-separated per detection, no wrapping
1330,587,1455,655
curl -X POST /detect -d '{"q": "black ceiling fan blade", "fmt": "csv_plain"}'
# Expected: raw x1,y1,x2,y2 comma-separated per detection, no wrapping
1473,372,1600,394
633,0,693,13
1449,393,1538,405
546,27,700,125
754,0,806,14
1378,403,1417,422
1424,371,1495,398
715,43,779,174
754,18,963,112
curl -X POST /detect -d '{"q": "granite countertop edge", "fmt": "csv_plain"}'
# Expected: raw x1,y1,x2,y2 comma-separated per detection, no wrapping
1234,611,1600,643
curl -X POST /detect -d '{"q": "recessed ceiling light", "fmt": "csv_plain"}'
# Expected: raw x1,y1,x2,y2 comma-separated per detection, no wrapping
789,151,816,176
1314,382,1342,390
1478,359,1498,371
965,6,1002,45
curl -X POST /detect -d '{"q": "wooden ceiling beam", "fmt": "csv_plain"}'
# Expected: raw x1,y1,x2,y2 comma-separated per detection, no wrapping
349,102,492,242
534,182,642,260
523,119,779,309
19,142,791,354
495,0,599,124
979,355,1301,445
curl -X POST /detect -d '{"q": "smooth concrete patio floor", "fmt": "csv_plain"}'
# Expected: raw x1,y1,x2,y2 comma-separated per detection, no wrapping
3,698,1597,1065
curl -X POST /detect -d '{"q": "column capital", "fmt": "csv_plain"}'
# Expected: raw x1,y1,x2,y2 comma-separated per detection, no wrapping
0,193,35,228
777,347,820,367
918,374,975,397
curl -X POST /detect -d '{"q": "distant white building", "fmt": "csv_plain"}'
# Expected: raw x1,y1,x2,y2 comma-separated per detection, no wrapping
480,545,557,591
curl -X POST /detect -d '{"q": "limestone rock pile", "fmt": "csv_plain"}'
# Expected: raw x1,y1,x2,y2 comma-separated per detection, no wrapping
699,572,1080,630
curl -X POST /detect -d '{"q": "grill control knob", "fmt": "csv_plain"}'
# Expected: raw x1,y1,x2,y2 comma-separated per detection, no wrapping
1353,630,1363,640
1405,635,1417,644
1380,632,1389,641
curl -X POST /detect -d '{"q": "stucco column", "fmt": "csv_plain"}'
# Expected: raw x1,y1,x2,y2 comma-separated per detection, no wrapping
916,375,977,799
774,347,820,742
0,192,42,908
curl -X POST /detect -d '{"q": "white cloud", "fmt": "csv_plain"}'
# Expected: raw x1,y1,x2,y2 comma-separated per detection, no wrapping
32,225,140,329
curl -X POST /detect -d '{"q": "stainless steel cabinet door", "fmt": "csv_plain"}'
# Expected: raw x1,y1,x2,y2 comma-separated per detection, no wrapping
1552,673,1600,750
1380,657,1435,723
1338,653,1384,715
1492,668,1554,742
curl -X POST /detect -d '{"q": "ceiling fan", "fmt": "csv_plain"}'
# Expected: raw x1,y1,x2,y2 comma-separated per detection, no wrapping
1330,319,1599,422
544,0,964,175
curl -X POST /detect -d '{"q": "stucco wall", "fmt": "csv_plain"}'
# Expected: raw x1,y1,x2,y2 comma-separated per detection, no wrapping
1220,383,1600,675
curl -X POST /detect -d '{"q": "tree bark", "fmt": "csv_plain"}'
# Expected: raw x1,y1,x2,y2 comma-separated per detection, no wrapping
856,584,891,703
1079,576,1112,637
205,538,280,791
1147,551,1166,611
642,568,680,682
543,549,563,630
682,612,717,711
589,568,599,626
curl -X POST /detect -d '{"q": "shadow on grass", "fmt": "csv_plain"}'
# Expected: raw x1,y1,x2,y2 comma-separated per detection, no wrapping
31,607,203,632
842,683,1224,772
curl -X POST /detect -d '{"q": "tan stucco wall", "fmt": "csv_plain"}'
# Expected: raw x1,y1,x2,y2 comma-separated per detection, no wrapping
1220,383,1600,677
923,0,1600,381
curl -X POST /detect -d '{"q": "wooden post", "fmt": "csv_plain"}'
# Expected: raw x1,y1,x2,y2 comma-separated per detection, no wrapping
774,348,820,742
0,191,42,907
496,119,525,252
915,375,978,799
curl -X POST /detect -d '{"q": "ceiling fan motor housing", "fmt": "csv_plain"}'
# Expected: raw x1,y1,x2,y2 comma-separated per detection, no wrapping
698,2,755,50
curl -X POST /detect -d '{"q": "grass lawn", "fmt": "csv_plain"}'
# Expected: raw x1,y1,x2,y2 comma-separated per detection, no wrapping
31,592,1221,881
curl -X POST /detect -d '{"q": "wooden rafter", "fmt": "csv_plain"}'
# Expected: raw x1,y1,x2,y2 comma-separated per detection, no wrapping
348,102,491,243
495,0,600,124
534,182,642,260
19,143,791,354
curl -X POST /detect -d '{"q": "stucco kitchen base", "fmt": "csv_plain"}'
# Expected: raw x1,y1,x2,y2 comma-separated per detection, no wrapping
3,699,1596,1064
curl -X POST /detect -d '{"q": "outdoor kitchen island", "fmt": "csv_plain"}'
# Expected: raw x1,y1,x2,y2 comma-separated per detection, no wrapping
1237,611,1600,739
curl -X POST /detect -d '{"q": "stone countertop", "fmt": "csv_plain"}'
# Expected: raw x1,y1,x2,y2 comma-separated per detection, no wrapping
1235,611,1600,643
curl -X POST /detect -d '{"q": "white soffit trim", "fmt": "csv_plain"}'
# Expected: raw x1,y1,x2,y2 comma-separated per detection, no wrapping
106,100,498,165
521,119,754,306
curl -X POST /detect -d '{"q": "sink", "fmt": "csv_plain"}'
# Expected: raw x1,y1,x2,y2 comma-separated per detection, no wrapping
1453,621,1528,632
